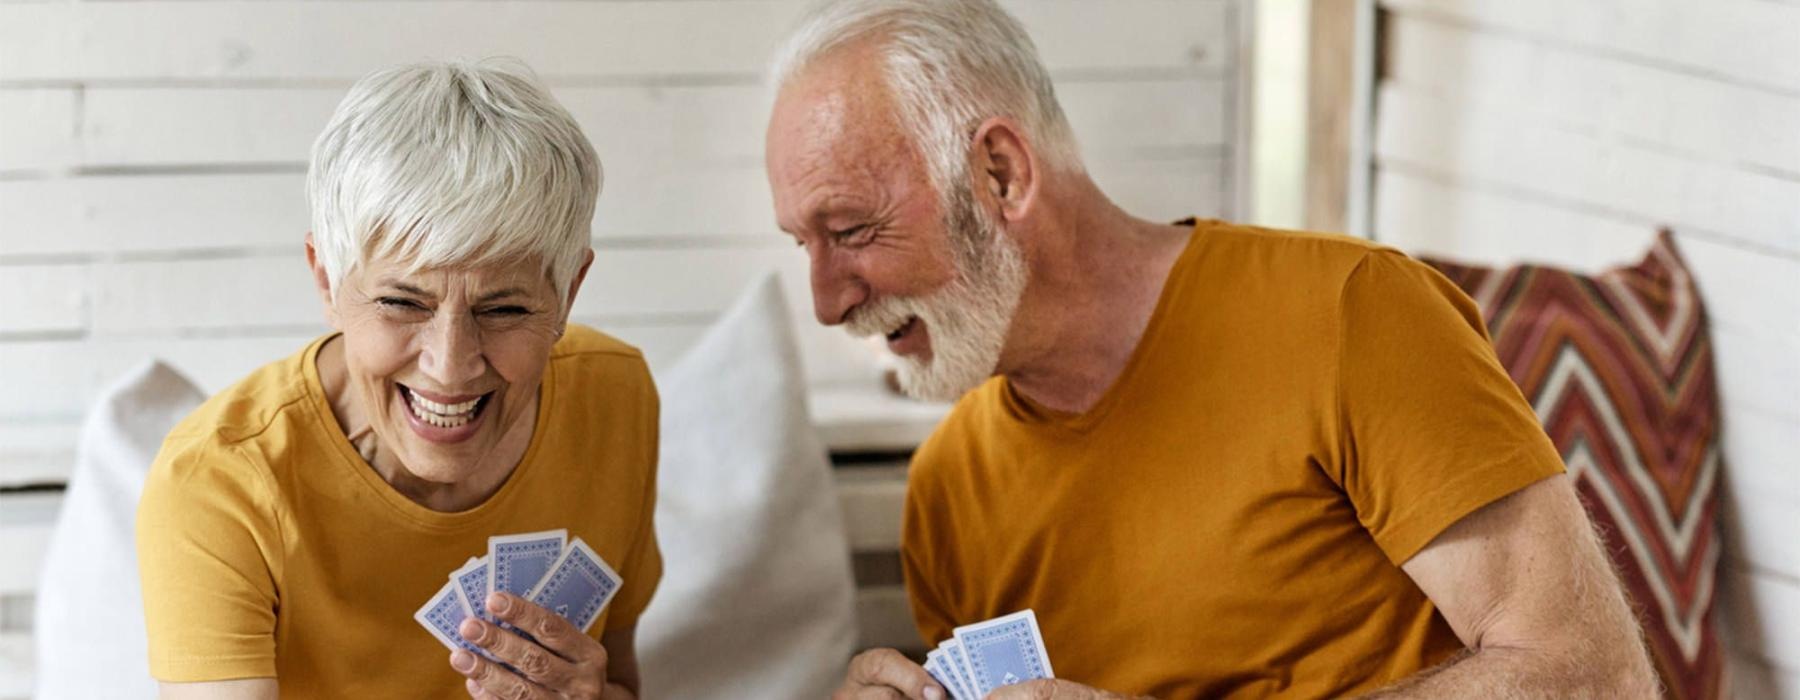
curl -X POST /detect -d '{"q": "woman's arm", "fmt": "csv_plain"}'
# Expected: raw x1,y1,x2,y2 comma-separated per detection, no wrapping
159,678,279,700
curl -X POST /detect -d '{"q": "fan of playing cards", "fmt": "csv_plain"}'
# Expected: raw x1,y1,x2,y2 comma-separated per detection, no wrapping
925,610,1056,700
415,529,624,655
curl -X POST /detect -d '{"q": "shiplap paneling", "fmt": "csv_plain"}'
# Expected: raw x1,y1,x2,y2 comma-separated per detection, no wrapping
0,264,88,335
0,1,1229,83
0,89,77,173
1384,14,1800,178
1375,85,1800,257
1378,0,1800,95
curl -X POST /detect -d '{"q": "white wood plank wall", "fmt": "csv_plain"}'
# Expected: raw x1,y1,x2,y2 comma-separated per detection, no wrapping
0,0,1238,487
0,1,1242,695
1371,1,1800,696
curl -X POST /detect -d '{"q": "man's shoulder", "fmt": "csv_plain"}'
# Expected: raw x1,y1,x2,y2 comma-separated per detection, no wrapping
1192,219,1389,274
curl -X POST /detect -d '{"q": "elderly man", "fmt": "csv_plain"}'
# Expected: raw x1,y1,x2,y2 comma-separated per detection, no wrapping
764,1,1656,698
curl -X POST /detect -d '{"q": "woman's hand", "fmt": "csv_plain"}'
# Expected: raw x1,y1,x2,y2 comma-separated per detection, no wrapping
451,592,631,699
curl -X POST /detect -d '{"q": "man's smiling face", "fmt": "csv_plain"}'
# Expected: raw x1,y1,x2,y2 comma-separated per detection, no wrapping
765,46,1029,401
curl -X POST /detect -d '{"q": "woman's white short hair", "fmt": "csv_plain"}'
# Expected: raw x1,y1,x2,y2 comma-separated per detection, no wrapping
308,58,599,306
769,0,1084,198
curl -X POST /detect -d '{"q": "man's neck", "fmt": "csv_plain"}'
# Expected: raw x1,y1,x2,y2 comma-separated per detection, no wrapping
1001,193,1193,415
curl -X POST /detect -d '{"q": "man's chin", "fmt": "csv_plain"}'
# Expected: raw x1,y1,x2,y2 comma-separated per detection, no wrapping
893,358,993,403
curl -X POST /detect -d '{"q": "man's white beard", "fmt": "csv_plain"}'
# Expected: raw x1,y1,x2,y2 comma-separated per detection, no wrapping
845,181,1029,402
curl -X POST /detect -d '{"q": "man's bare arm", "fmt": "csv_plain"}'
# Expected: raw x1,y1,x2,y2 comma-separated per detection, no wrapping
1361,474,1658,698
159,678,278,700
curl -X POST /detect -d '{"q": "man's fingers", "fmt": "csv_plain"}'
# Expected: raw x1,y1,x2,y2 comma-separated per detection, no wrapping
844,648,942,700
986,680,1126,700
450,649,551,700
487,592,598,664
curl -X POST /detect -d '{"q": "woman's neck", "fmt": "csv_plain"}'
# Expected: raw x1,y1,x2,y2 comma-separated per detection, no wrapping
314,335,539,512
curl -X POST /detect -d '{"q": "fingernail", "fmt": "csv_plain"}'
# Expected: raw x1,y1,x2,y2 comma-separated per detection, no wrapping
924,685,943,700
459,618,482,641
488,592,511,614
450,650,474,672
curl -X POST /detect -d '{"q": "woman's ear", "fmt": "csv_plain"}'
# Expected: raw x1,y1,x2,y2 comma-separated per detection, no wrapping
559,248,597,328
304,233,342,330
969,117,1040,223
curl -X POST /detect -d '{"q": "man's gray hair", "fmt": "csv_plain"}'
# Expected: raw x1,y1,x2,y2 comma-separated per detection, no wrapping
770,0,1083,196
307,58,600,306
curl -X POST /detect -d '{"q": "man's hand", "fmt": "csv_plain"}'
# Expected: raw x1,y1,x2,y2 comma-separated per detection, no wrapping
833,648,946,700
451,592,630,699
986,679,1145,700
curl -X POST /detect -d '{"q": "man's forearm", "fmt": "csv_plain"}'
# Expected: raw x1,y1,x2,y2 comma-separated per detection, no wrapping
1357,643,1655,699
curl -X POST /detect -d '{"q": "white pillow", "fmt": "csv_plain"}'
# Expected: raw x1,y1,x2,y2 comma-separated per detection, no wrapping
637,273,858,699
35,360,205,699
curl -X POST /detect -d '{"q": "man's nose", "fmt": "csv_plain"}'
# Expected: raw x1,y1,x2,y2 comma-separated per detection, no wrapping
809,248,868,326
418,312,485,388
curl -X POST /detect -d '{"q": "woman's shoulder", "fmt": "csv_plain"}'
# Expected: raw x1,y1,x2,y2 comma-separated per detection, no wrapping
550,324,653,383
157,340,318,474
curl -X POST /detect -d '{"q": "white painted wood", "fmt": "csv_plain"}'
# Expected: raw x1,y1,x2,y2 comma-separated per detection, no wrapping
0,631,30,700
0,421,79,489
0,492,57,597
1723,481,1800,583
0,89,77,173
0,173,307,257
811,381,950,455
1726,651,1800,700
835,463,909,551
1375,85,1800,256
1384,15,1800,177
69,78,1224,167
0,1,1229,83
1379,0,1800,94
1718,564,1800,676
0,264,89,334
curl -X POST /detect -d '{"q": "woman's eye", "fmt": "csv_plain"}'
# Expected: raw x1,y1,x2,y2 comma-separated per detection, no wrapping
376,297,425,311
483,306,529,317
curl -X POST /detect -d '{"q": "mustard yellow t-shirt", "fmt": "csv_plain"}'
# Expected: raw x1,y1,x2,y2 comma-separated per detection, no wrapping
902,221,1564,699
137,324,662,697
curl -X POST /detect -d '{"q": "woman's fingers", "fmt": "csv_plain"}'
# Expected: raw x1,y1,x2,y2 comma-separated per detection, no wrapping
457,616,579,691
487,592,605,667
450,649,551,700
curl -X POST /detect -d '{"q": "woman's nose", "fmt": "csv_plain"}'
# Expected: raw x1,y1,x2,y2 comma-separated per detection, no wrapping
417,313,485,387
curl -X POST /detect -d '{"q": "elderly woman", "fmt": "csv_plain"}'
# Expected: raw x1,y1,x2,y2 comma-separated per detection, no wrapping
135,59,659,699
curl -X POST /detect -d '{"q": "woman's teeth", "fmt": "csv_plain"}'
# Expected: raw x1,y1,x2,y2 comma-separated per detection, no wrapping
406,390,483,428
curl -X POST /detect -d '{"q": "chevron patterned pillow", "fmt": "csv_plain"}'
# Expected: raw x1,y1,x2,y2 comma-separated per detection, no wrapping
1422,229,1723,699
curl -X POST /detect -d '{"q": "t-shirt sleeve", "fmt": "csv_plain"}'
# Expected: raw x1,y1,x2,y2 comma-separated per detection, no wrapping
1333,250,1565,565
136,440,284,682
603,377,663,631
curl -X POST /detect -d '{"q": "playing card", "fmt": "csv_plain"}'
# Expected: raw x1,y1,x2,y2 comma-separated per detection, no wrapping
939,638,979,700
525,536,622,633
450,556,492,622
952,609,1055,695
487,529,567,601
924,649,967,700
414,579,485,656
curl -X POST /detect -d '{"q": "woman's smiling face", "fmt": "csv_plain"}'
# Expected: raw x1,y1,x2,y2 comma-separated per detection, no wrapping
322,250,576,486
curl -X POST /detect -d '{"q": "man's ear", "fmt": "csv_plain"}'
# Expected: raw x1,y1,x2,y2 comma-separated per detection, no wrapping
559,248,596,328
304,233,342,330
969,117,1040,223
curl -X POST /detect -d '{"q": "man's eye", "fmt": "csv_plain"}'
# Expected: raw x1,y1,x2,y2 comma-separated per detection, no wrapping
831,225,871,243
